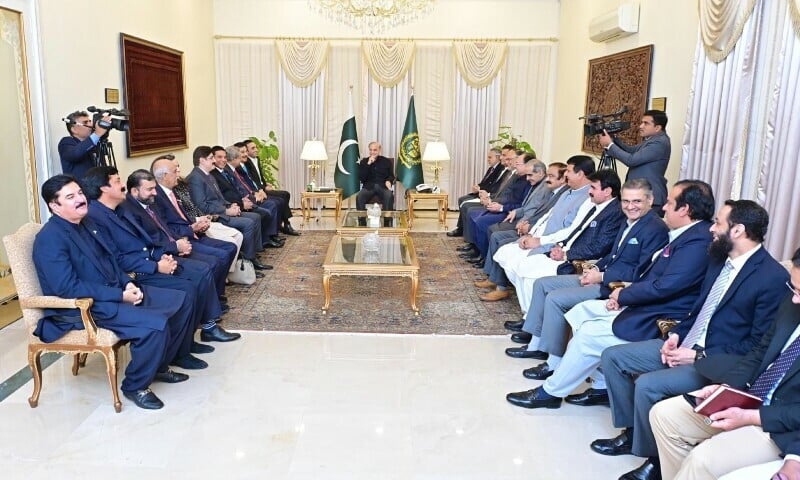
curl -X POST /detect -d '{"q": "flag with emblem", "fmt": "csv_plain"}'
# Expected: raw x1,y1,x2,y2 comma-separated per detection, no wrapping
396,95,424,189
334,90,361,198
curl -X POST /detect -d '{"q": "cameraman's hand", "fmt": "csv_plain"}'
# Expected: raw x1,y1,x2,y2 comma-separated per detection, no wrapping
598,130,613,148
93,115,111,137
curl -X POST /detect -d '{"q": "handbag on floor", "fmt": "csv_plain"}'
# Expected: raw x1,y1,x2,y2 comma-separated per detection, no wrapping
228,258,256,285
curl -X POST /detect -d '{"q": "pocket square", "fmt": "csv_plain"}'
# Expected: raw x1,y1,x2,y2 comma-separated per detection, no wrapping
627,238,639,245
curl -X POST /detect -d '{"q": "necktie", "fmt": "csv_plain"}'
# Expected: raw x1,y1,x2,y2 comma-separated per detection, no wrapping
222,169,236,187
168,191,189,222
480,165,495,184
681,261,734,348
561,206,597,247
233,169,254,194
145,206,175,242
748,334,800,400
521,184,535,206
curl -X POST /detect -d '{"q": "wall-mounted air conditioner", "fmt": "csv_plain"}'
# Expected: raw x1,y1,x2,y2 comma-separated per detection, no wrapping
589,2,640,43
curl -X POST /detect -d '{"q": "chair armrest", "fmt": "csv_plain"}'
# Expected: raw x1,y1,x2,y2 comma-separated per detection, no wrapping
20,296,99,342
572,260,597,275
657,318,680,338
607,281,631,290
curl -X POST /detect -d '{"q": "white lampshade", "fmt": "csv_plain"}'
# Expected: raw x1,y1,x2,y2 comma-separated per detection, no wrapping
422,141,450,162
300,140,328,161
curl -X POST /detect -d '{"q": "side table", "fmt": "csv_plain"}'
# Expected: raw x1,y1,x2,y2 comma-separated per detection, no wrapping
406,190,448,229
300,189,343,222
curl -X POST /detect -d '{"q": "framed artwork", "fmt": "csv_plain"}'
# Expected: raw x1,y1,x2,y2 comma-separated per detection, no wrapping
121,34,187,156
582,45,654,153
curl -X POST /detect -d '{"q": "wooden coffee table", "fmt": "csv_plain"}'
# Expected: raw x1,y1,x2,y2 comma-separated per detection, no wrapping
322,234,419,314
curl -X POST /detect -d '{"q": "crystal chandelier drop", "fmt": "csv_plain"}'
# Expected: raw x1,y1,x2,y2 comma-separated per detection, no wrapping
309,0,435,35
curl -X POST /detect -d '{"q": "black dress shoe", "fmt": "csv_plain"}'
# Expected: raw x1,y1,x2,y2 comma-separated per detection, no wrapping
190,341,215,354
200,325,242,342
466,256,484,264
619,459,661,480
171,354,208,370
459,252,480,260
565,388,610,407
504,320,524,331
590,428,633,456
472,259,485,269
280,225,301,236
252,260,274,270
263,239,283,248
523,362,555,380
446,228,463,237
255,271,265,279
457,244,476,252
271,235,286,244
506,386,562,409
511,331,533,344
505,346,548,359
123,388,164,410
219,295,228,302
220,303,230,315
154,369,190,383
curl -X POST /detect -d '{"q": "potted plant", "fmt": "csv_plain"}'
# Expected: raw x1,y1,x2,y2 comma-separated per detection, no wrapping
489,126,537,157
249,131,280,187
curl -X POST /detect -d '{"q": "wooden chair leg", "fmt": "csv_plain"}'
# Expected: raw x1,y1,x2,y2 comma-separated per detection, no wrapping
103,345,122,413
28,347,43,408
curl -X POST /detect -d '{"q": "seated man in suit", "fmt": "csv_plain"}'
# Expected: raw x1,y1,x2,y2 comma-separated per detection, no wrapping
502,169,627,315
454,148,505,208
504,178,669,358
594,199,788,480
240,140,299,236
356,141,394,210
448,145,514,237
480,155,595,302
650,255,800,480
185,146,271,272
34,174,195,409
505,180,714,410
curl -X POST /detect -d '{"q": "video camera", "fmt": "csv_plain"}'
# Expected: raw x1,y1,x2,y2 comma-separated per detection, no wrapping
580,106,630,136
87,105,130,132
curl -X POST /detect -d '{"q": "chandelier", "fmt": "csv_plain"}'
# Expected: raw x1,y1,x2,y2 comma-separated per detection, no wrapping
309,0,435,35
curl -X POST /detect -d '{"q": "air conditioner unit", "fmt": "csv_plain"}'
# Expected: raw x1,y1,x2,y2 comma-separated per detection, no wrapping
589,2,640,43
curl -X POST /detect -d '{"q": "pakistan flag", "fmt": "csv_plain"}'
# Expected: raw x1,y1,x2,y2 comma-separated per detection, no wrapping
396,95,424,190
334,91,361,198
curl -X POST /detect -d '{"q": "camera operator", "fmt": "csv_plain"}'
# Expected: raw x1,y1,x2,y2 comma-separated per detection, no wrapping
598,109,670,212
58,110,111,179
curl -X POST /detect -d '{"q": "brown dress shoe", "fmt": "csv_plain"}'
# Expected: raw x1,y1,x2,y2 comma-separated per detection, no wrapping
474,279,497,289
479,289,510,301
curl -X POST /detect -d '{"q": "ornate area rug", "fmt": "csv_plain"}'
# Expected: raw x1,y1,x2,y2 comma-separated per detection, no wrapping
224,231,518,335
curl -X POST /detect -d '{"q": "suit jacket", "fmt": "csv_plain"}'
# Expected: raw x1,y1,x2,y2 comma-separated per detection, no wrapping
595,209,670,297
608,131,670,206
696,296,800,454
118,195,181,256
58,135,98,180
513,179,550,219
242,157,266,189
210,167,247,208
478,163,505,192
495,174,530,211
670,247,789,356
611,220,713,342
557,198,627,270
87,200,165,275
523,185,567,226
358,156,394,188
486,168,511,195
154,185,195,239
186,167,231,221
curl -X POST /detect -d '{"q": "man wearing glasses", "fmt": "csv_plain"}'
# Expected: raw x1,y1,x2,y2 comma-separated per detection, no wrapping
58,110,112,179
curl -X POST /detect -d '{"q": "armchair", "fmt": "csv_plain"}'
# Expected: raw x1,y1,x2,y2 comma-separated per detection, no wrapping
2,223,127,412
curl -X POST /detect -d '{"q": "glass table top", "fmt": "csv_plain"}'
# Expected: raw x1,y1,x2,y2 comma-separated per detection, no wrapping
340,210,408,229
327,235,414,266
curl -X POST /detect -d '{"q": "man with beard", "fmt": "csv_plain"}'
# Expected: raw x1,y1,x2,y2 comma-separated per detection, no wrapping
592,199,788,480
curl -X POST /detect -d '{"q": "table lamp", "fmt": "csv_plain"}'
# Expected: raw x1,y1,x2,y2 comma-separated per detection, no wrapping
300,139,328,187
422,140,450,188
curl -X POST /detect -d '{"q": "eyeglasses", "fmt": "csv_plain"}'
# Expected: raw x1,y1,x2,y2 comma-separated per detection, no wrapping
787,281,800,297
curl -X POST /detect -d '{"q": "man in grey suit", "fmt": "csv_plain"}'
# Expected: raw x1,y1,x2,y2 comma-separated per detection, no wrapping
186,145,271,271
599,109,670,212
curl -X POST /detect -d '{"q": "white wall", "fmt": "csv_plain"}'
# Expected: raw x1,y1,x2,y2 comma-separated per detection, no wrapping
551,0,698,185
214,0,560,39
37,0,217,177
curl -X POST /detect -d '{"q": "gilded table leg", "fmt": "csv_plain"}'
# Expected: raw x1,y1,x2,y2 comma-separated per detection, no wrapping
335,196,341,221
322,272,331,313
301,197,309,222
408,195,415,229
442,198,449,228
410,272,419,315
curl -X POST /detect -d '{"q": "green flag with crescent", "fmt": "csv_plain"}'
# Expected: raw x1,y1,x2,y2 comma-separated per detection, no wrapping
334,91,360,198
396,95,424,190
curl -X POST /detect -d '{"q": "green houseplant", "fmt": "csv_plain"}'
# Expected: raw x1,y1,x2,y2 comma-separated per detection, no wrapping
489,126,537,157
249,132,280,188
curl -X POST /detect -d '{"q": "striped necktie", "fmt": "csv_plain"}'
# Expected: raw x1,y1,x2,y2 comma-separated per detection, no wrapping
680,261,734,348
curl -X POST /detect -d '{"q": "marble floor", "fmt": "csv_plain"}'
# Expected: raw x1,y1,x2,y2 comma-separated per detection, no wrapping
0,210,642,479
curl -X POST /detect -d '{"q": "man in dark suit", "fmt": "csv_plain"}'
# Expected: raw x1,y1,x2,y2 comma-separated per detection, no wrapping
185,146,270,271
242,138,298,235
650,254,800,479
58,110,110,179
454,148,505,209
504,178,670,359
356,141,395,210
599,110,670,212
594,200,788,480
506,180,715,410
33,175,195,410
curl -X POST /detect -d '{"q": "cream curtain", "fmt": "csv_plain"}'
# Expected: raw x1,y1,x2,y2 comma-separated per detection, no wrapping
680,4,761,203
452,41,507,89
791,0,800,35
699,0,759,62
362,40,415,88
275,39,329,87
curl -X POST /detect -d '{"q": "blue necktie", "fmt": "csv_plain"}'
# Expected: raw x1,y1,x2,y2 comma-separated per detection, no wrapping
681,260,734,348
748,334,800,400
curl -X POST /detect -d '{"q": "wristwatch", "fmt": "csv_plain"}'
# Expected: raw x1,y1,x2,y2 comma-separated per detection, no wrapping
692,345,707,361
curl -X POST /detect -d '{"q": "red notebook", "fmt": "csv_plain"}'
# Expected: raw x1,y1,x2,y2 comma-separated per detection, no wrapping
692,385,763,417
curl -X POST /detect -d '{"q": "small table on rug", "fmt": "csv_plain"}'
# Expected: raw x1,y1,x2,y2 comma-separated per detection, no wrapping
405,190,448,229
337,210,409,237
322,234,420,314
300,188,343,223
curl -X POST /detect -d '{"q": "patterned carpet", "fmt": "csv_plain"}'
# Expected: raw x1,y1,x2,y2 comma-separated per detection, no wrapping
223,231,519,335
